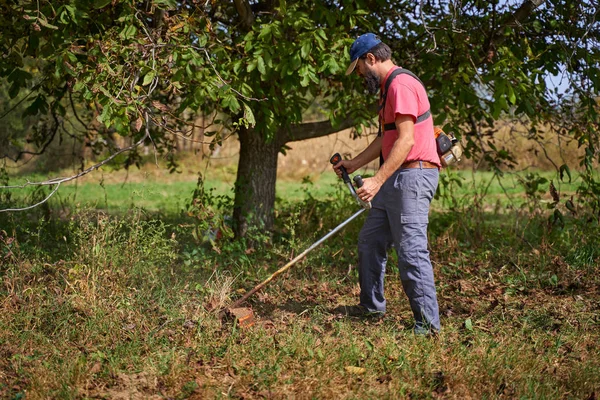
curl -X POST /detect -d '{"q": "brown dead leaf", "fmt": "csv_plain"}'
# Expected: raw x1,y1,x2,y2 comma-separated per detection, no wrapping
122,323,136,331
133,117,143,132
549,180,560,202
458,280,476,293
345,366,366,375
151,100,169,112
183,320,197,329
88,361,102,375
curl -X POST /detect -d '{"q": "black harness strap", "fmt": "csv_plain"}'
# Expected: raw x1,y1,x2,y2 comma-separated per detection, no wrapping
377,68,431,166
377,68,430,137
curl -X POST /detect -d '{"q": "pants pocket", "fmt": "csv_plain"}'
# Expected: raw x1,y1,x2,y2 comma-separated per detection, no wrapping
393,170,429,224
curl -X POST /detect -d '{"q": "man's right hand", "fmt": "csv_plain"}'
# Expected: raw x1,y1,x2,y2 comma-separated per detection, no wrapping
332,159,357,179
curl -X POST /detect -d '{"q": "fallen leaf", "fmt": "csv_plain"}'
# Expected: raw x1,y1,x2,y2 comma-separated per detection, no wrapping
89,361,102,374
183,320,197,329
464,318,473,331
345,366,366,375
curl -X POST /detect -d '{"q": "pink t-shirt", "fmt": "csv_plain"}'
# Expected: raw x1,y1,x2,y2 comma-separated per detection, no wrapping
379,67,441,167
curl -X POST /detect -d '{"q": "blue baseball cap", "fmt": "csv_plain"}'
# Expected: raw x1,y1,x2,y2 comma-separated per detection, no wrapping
345,33,382,75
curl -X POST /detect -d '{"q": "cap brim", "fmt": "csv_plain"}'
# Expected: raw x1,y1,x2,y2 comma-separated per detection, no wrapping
345,58,358,75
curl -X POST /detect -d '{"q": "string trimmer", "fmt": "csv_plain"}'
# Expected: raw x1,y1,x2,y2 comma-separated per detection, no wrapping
223,153,371,327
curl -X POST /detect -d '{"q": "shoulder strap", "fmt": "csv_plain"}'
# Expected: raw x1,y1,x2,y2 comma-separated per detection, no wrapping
378,68,431,136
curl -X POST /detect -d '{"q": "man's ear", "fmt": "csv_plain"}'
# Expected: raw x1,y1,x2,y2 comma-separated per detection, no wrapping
366,53,376,66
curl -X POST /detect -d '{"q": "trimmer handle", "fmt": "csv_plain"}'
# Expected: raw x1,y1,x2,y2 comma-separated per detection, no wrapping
353,175,364,188
330,153,371,210
329,153,351,184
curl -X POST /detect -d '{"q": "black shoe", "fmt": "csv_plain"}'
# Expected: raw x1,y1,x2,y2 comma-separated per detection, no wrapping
332,304,385,319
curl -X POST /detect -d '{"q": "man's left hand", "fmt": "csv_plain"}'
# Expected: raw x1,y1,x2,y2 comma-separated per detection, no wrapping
356,177,383,203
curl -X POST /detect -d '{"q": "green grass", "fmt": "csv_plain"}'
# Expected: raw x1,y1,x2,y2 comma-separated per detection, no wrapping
2,167,585,214
1,165,599,399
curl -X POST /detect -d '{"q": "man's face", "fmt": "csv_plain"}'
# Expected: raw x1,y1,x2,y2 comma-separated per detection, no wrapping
356,56,380,95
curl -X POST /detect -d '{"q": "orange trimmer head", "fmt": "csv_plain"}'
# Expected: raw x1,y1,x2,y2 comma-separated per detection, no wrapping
223,307,255,328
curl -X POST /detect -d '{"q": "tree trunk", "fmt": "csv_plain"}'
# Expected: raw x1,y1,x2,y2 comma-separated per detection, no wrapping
231,118,359,238
233,126,281,238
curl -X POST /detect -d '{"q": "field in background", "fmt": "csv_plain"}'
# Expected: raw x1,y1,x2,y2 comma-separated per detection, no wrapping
3,121,588,214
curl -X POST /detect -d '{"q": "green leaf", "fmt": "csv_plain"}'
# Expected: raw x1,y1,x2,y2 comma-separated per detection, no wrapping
300,74,310,87
93,0,111,8
8,82,20,99
154,0,178,9
37,17,59,30
464,318,473,331
243,103,256,127
507,85,516,105
257,56,266,76
552,209,564,227
257,25,272,40
316,29,327,41
196,33,208,47
142,70,156,86
221,94,240,112
559,164,572,183
278,0,287,14
22,95,49,118
120,25,137,40
233,60,243,75
327,57,340,74
300,41,312,59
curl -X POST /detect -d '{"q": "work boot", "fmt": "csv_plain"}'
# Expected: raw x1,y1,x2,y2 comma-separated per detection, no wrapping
332,304,384,319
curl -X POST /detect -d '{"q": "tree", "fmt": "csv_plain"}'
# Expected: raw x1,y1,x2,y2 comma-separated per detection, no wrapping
0,0,370,232
1,0,599,231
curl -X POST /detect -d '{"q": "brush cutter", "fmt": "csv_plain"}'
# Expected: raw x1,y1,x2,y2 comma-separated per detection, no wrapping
224,153,371,327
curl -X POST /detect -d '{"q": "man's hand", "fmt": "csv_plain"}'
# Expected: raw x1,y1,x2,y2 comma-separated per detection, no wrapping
332,159,358,179
356,176,384,203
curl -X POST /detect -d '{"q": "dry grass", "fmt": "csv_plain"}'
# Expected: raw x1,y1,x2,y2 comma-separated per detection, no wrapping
1,120,598,399
1,200,599,398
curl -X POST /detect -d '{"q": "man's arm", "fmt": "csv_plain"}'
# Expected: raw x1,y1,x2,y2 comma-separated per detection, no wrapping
332,136,382,177
356,114,415,202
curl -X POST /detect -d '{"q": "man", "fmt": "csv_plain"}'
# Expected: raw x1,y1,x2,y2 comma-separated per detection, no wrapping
332,33,441,334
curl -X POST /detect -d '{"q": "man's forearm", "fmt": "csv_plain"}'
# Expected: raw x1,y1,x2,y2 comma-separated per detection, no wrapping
352,136,382,169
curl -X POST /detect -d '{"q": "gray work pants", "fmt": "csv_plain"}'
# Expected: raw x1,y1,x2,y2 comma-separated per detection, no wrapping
357,165,440,332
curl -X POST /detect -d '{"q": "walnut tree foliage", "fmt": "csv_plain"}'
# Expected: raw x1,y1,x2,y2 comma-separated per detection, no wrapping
0,0,599,234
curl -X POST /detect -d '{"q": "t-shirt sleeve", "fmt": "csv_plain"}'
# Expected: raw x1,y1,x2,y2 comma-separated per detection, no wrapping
388,83,419,122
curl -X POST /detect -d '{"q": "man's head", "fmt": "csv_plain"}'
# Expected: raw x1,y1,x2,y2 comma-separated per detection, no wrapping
345,33,392,94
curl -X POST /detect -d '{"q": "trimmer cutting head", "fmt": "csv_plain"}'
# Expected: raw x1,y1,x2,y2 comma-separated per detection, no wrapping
223,307,255,328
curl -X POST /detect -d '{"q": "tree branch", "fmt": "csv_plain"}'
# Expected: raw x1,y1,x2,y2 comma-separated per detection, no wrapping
285,116,360,143
483,0,545,62
232,0,254,30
